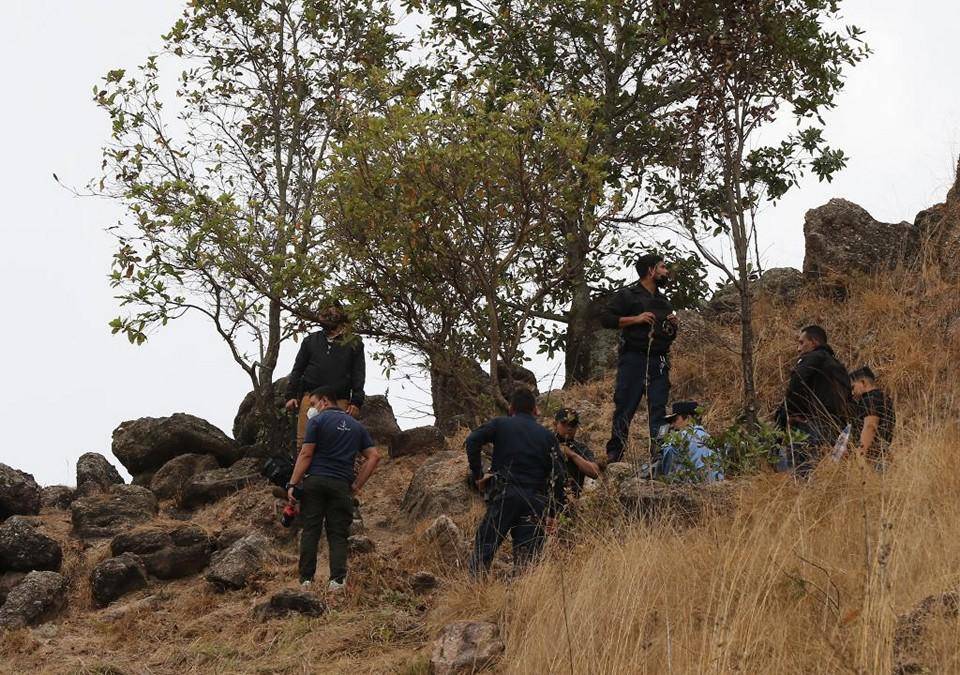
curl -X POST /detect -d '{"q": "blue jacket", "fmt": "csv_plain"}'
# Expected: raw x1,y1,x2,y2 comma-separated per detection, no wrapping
660,425,723,482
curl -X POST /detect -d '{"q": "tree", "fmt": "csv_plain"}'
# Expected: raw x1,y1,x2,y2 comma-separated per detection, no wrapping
94,0,404,444
649,0,867,424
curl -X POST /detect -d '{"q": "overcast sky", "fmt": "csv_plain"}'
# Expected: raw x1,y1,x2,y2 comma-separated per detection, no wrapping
1,1,957,486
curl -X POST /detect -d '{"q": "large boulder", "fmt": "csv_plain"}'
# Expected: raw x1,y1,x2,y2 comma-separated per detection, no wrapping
90,553,149,607
400,451,479,522
803,199,920,284
111,413,239,483
178,457,266,509
233,376,296,454
617,478,736,527
392,426,447,458
39,486,75,510
205,533,270,591
76,452,124,497
149,454,219,501
431,621,505,675
358,395,401,452
0,572,26,606
421,515,468,568
707,267,805,315
0,464,41,520
71,485,159,538
0,517,62,572
111,524,213,580
0,571,67,630
253,589,326,621
430,359,539,433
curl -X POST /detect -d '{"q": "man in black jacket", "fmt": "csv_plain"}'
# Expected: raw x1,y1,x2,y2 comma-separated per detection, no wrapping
600,253,678,463
284,306,366,452
780,325,852,473
466,388,566,577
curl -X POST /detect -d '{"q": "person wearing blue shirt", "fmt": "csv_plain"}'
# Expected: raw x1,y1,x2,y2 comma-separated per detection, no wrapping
466,388,567,577
287,386,380,592
658,401,723,482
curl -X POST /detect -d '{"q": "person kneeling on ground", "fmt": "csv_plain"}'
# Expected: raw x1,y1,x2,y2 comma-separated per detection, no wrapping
658,401,723,482
850,366,896,471
287,386,380,592
553,408,600,499
466,388,567,577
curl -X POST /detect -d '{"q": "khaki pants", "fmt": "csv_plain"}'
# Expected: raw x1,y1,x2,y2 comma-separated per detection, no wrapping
296,395,352,450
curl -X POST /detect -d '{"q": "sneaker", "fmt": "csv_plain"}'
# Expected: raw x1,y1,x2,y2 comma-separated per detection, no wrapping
328,578,346,593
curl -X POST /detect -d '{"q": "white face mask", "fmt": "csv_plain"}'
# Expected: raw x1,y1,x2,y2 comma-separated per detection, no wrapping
306,406,320,420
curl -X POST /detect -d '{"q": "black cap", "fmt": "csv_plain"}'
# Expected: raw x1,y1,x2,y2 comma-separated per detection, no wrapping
664,400,700,422
554,408,580,426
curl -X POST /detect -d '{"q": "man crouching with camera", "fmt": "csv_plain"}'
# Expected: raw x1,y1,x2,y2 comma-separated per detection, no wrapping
287,386,380,592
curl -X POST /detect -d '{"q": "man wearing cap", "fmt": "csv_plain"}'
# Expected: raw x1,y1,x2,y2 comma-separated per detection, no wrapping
600,252,678,463
658,401,722,482
553,408,600,498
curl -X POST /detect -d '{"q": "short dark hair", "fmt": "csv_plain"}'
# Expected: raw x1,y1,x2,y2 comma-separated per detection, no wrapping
635,253,664,279
850,366,877,383
309,386,340,404
801,325,828,345
510,387,537,415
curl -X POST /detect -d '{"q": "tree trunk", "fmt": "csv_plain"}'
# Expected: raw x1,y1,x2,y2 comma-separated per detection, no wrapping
563,232,594,386
737,259,758,429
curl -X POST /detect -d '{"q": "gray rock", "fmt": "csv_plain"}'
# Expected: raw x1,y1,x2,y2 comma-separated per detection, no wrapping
0,517,62,572
179,457,266,509
205,533,270,591
75,452,124,497
233,376,296,453
431,621,504,675
421,515,467,568
90,553,148,607
618,478,736,527
0,571,67,630
39,485,75,510
111,524,213,579
894,591,959,675
0,464,41,520
358,395,401,452
71,485,158,538
252,589,326,621
347,535,376,554
707,267,805,316
392,426,447,458
98,594,161,621
149,453,219,501
400,451,478,522
0,571,26,605
111,413,239,479
410,570,439,594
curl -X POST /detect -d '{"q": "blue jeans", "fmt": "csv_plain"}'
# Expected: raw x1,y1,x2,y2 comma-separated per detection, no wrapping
469,486,547,576
605,351,671,462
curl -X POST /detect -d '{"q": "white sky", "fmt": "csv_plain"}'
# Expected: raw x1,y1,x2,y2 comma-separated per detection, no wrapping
1,0,957,486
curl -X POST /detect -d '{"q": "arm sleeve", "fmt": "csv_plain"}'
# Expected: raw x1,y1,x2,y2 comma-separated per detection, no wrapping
785,354,818,413
359,425,375,450
285,339,311,399
465,419,497,482
303,418,320,446
548,438,567,516
599,290,628,330
350,339,367,407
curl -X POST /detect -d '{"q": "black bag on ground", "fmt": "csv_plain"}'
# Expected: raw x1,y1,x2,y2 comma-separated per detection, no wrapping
263,455,294,488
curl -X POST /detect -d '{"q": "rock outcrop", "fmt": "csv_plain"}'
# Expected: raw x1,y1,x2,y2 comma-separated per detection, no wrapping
205,533,270,591
392,425,447,457
252,589,326,621
179,457,266,509
112,413,238,483
71,485,159,538
707,267,805,315
111,524,213,580
400,451,478,522
39,486,75,510
149,453,220,501
0,517,62,572
0,464,41,520
421,515,468,568
0,571,67,630
617,477,736,526
90,553,149,607
358,395,402,452
75,452,124,497
431,621,504,675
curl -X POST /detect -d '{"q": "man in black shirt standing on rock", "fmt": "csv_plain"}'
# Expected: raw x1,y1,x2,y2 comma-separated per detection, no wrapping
850,366,896,471
284,305,366,453
600,253,678,463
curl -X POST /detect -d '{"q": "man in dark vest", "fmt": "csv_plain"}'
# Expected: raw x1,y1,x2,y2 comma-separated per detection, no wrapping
600,253,678,463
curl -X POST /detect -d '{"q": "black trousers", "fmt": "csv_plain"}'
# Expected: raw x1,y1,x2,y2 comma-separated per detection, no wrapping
469,486,547,576
298,475,353,583
606,350,671,462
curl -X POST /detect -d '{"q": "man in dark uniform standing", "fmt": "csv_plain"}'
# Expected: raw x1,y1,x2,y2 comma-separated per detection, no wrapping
601,253,678,463
466,388,567,577
553,408,599,498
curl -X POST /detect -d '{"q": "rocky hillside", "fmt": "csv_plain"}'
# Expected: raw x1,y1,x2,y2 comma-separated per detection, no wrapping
1,168,959,674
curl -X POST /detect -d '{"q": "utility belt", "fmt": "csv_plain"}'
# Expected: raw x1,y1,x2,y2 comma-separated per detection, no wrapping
482,473,546,503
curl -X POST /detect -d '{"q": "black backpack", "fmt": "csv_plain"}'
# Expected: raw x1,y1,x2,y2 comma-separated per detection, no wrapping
262,455,294,488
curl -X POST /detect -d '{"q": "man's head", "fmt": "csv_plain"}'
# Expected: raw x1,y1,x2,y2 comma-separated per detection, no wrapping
307,385,340,412
553,408,580,441
664,400,700,430
317,304,348,332
850,366,878,398
508,387,537,417
798,325,828,355
635,253,669,287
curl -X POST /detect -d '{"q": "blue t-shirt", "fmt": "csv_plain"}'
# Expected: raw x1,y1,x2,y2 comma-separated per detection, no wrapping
303,408,375,483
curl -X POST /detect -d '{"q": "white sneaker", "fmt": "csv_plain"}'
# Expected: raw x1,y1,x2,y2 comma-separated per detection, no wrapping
328,579,346,593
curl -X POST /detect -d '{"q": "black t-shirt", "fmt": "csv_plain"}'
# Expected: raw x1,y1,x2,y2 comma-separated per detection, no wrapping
856,389,895,456
558,437,595,497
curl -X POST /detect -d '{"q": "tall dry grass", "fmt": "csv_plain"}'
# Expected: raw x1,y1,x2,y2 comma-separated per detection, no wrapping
462,263,960,673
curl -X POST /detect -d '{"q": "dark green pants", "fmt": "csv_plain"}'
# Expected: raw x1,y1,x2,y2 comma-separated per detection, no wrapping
298,475,354,583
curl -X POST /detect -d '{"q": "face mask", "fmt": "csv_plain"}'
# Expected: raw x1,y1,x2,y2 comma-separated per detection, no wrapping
306,407,320,420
